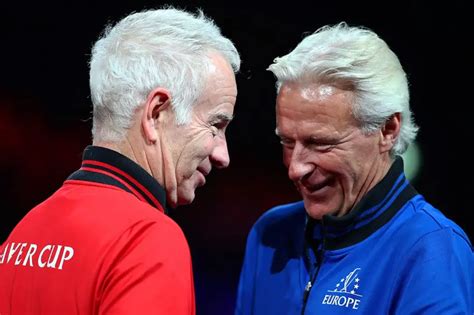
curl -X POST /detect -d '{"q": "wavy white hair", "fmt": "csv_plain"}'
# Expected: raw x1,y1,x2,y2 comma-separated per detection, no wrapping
268,22,418,156
89,8,240,142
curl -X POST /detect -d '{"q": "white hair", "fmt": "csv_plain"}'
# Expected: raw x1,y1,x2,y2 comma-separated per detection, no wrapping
268,22,418,156
89,8,240,142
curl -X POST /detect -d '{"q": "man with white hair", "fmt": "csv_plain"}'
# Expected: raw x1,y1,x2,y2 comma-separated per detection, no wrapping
0,8,239,314
236,23,473,314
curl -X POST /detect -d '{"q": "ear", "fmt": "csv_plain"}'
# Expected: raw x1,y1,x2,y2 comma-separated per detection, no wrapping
141,87,171,144
379,112,401,154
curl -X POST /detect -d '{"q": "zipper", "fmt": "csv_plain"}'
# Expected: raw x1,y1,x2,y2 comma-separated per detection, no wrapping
301,220,326,315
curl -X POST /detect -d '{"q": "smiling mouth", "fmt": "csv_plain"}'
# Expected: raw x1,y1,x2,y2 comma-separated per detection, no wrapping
197,168,210,176
301,177,333,193
195,171,207,187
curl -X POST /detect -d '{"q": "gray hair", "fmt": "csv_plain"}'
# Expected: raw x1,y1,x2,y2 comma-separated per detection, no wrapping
268,22,418,156
89,8,240,142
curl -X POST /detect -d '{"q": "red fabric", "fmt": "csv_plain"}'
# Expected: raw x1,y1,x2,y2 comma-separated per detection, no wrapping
81,160,163,211
0,181,195,315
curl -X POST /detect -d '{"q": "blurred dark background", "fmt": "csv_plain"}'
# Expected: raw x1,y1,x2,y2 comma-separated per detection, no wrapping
1,0,471,314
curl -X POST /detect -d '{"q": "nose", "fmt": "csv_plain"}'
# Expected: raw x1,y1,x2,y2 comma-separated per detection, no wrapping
210,135,230,169
287,143,315,182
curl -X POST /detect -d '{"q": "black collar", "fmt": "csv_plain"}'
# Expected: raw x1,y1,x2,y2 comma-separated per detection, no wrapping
66,145,168,213
306,157,418,250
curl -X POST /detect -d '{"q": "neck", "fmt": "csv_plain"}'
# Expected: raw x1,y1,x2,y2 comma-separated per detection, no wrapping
92,135,157,179
350,155,394,214
93,134,177,207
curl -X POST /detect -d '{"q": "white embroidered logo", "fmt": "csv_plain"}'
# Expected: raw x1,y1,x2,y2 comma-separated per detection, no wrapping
321,268,362,310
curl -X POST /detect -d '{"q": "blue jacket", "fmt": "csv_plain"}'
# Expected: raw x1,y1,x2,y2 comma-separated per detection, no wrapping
236,159,473,314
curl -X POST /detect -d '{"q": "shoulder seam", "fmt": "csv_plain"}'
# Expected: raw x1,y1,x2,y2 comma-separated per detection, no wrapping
418,206,472,247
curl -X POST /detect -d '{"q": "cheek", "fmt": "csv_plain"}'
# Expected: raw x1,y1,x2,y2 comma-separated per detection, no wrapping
335,157,358,180
317,153,356,186
185,135,214,160
333,146,376,188
282,148,292,168
180,136,215,172
203,137,216,155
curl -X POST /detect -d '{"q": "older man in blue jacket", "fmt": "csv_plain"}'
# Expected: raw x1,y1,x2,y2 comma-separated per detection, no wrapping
236,23,473,315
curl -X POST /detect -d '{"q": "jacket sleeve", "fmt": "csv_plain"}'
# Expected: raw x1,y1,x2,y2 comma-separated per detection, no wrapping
390,227,474,314
97,219,195,315
235,225,260,315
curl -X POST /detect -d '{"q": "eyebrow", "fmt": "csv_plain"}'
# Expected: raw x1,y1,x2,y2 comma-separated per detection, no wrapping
210,113,234,124
275,128,289,138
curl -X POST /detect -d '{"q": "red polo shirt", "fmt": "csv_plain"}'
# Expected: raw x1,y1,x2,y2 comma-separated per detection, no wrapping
0,146,195,314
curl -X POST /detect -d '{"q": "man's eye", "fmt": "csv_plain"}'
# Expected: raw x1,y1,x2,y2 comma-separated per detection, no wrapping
211,121,228,133
317,144,334,151
280,139,294,147
311,142,335,151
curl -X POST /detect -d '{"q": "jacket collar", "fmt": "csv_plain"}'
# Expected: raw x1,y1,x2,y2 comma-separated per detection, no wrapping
306,157,418,250
66,145,168,213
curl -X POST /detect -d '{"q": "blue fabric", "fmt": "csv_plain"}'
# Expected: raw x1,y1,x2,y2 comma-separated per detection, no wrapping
236,178,473,314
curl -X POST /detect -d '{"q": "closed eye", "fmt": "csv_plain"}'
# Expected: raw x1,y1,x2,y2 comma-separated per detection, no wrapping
209,113,233,136
212,121,228,130
279,137,295,148
313,143,335,151
306,138,336,151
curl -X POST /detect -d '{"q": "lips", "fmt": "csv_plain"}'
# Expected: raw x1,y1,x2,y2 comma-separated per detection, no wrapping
196,166,212,187
300,177,333,194
197,167,211,176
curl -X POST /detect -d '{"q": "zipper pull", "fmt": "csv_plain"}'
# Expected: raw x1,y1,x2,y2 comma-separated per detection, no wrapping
303,281,312,303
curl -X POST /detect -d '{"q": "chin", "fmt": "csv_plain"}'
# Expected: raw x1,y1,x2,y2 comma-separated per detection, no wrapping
174,177,201,206
176,190,196,206
303,199,336,220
